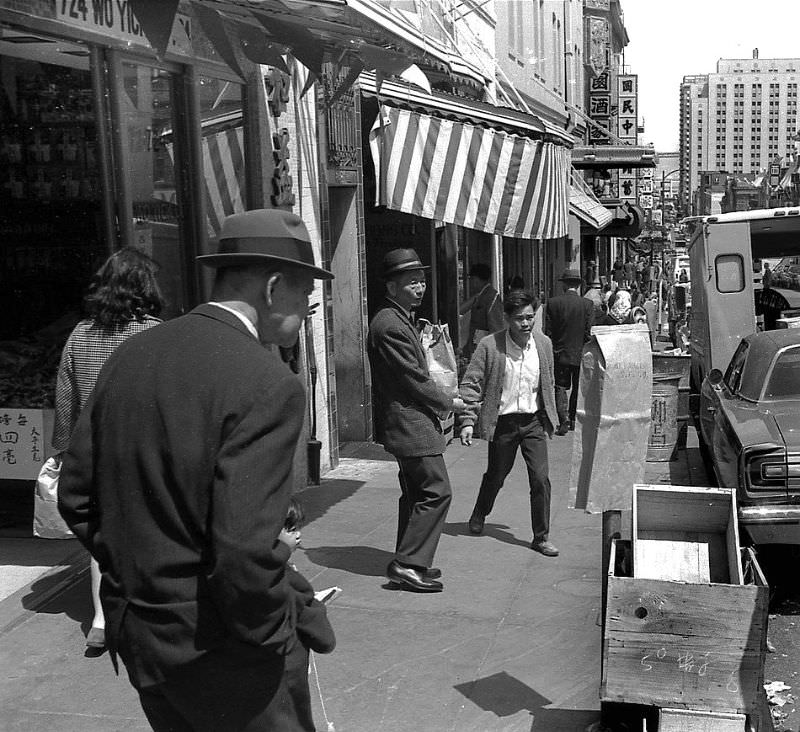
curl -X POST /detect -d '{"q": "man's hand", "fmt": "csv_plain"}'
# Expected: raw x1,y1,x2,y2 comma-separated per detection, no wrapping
460,425,473,446
278,527,301,553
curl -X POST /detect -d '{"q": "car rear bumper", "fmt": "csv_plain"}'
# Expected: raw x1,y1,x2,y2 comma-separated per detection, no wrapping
740,505,800,544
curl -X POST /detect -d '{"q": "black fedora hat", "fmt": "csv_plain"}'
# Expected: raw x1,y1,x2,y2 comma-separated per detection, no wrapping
559,267,583,283
381,248,429,279
197,209,334,280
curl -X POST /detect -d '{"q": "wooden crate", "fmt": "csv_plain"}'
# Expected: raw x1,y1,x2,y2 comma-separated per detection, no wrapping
601,486,769,717
633,485,743,585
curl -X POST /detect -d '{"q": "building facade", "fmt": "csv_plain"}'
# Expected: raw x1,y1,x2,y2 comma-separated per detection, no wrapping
680,54,800,213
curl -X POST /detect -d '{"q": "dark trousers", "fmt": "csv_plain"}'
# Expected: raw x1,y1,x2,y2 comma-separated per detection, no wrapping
473,413,552,542
137,641,314,732
554,363,581,425
395,454,452,569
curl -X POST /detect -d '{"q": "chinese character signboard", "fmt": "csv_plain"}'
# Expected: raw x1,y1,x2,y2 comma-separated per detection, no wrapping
0,409,48,480
617,74,638,143
639,166,654,210
589,70,612,145
619,165,637,203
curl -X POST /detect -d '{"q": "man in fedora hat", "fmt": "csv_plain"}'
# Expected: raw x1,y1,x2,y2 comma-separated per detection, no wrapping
368,248,458,592
59,208,336,731
545,267,595,435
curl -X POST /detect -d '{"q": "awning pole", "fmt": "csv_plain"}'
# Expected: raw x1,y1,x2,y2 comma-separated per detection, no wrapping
492,234,503,296
430,220,439,321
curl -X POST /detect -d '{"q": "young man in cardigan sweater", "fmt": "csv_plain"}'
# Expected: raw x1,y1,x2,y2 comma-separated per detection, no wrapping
458,289,561,556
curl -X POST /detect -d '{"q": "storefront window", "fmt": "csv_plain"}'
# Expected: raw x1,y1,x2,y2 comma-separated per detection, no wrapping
120,61,188,319
0,30,104,408
197,75,246,237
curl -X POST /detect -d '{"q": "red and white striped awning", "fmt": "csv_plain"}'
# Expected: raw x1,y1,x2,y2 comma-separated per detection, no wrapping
368,104,571,240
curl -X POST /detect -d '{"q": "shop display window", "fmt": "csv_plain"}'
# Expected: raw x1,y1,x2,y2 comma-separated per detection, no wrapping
0,31,105,409
121,61,189,320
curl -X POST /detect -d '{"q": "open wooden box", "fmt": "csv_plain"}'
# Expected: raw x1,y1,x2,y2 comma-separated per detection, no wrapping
601,485,769,720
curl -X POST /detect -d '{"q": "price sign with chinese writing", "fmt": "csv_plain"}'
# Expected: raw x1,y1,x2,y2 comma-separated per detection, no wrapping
0,410,47,480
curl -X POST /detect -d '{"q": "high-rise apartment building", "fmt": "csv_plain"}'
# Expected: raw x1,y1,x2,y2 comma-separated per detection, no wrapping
679,54,800,213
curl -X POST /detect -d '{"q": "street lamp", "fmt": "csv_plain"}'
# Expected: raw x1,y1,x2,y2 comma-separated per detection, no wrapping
660,168,682,231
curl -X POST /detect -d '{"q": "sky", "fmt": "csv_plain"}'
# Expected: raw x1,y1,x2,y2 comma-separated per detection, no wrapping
622,1,800,152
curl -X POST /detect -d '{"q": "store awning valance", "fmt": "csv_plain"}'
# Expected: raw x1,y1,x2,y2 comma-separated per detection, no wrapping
569,170,613,230
368,104,571,240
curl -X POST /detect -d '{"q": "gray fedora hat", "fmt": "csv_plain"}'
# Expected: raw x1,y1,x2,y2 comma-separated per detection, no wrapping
381,248,429,279
559,267,583,282
197,209,334,280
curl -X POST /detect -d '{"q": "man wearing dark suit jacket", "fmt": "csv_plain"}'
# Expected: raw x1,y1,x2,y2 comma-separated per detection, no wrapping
368,248,457,593
545,268,595,435
58,209,335,731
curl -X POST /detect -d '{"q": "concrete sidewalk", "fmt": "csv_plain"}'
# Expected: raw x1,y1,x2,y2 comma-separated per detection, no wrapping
0,428,711,731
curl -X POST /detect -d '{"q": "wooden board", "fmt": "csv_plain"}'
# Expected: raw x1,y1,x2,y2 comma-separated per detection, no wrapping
602,542,769,715
633,485,743,585
659,707,745,732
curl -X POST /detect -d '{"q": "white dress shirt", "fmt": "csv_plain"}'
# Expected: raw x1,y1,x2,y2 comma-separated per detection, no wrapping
499,331,540,416
208,302,259,340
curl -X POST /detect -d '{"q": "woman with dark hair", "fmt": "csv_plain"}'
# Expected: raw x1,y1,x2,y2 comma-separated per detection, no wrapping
53,247,164,653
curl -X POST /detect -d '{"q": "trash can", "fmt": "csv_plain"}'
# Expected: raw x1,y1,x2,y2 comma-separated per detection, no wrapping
652,352,691,450
647,375,680,461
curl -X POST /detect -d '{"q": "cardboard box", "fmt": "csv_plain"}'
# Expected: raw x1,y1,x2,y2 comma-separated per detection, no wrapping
601,485,769,717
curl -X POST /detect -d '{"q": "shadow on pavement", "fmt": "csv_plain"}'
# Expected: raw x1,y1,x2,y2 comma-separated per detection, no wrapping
455,671,597,731
297,479,364,527
21,569,93,641
304,545,394,577
443,521,531,548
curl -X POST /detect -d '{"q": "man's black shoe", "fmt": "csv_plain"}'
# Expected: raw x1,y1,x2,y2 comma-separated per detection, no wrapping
555,423,569,436
424,567,442,580
468,512,485,535
386,560,443,592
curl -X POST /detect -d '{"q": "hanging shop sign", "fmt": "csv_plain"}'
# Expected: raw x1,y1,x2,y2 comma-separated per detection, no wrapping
619,165,637,203
588,70,611,145
54,2,192,55
264,67,296,207
617,74,638,143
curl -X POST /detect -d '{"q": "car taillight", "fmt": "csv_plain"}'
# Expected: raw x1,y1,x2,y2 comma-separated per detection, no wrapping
744,447,788,490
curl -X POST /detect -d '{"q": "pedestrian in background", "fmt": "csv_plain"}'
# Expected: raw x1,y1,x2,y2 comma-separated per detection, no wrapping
59,209,335,731
52,247,164,653
368,248,458,593
459,289,560,557
545,268,594,435
459,262,504,359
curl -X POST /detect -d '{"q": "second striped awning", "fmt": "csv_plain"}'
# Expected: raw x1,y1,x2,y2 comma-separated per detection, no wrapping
369,104,570,240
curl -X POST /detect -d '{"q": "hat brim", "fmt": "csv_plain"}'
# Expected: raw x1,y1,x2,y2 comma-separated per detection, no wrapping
196,253,334,280
383,262,430,279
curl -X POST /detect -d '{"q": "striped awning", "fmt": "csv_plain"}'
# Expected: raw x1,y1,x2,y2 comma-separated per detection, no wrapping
569,170,613,230
201,125,246,235
369,104,571,240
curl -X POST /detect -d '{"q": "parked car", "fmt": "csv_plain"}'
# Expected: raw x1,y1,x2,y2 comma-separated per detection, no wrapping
699,328,800,545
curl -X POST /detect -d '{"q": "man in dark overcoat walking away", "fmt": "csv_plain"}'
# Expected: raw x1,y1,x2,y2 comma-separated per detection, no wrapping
545,267,595,435
58,209,335,731
367,248,458,593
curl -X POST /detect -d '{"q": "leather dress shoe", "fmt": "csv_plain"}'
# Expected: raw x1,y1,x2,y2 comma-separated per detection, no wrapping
531,540,560,557
555,423,569,436
468,512,485,535
86,626,106,649
386,560,443,592
424,567,442,580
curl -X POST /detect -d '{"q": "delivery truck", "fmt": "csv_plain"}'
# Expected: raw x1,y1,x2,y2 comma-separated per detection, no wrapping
685,206,800,395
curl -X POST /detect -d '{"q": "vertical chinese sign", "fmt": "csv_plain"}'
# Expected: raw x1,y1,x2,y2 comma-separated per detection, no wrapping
0,410,46,480
264,67,296,208
618,74,639,205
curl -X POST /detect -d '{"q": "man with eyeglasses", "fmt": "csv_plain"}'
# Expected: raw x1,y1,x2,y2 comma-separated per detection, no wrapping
367,248,458,592
459,289,561,556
